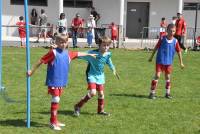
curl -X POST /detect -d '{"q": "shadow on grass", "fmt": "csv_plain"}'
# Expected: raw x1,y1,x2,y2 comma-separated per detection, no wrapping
110,93,148,99
0,119,46,127
39,110,95,116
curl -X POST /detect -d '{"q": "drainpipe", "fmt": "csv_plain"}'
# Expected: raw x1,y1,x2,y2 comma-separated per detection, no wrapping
59,0,63,15
119,0,125,48
178,0,183,13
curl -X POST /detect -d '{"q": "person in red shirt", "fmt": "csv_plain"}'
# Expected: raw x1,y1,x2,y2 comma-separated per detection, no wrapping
174,13,187,53
16,16,26,47
110,22,118,48
71,13,83,48
159,17,167,38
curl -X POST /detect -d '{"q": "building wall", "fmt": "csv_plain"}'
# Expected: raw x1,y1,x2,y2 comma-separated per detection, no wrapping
2,0,200,37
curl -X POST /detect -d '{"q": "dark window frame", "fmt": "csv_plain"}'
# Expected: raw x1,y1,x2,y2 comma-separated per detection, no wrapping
184,2,200,10
10,0,48,6
64,0,93,8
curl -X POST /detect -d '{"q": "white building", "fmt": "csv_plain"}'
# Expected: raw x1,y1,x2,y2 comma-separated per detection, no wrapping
2,0,200,38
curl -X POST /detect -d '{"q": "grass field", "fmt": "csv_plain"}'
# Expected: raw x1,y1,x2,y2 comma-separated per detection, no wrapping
0,47,199,134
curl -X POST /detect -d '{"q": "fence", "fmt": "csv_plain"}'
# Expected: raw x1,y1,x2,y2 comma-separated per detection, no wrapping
141,27,200,49
2,24,123,48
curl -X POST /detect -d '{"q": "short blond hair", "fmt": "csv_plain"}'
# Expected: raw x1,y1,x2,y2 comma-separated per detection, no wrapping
55,35,68,43
99,36,112,45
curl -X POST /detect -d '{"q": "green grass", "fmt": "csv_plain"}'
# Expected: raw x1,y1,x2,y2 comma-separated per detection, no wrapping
0,47,200,134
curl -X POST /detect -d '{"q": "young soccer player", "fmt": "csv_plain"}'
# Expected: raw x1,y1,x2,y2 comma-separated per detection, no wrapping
27,35,96,131
148,24,184,99
16,16,26,47
110,22,118,48
74,36,118,116
159,17,167,38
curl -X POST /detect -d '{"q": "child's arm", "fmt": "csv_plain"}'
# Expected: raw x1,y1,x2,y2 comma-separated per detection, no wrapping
148,47,157,62
77,52,97,58
27,60,43,76
148,39,161,62
177,52,184,69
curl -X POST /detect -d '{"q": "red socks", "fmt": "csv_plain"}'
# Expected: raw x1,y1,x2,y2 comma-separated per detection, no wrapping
76,94,91,108
98,99,104,113
50,102,59,124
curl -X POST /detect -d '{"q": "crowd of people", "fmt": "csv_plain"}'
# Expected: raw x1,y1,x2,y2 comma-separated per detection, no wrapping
15,7,121,49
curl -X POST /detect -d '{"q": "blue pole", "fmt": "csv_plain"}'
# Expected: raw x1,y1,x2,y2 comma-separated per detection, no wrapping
24,0,31,128
0,0,3,91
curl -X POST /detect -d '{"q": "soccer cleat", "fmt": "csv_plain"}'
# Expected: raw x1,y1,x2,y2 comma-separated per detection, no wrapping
57,122,65,127
149,93,156,99
97,111,110,116
49,123,62,131
74,105,80,117
165,94,172,99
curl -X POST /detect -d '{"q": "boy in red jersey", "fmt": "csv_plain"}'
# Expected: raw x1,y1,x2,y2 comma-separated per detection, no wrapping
16,16,26,47
110,22,118,48
159,17,167,38
27,35,96,131
148,24,184,99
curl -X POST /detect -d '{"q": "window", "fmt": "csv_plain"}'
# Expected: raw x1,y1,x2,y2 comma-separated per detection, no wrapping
10,0,48,6
64,0,92,8
184,3,200,10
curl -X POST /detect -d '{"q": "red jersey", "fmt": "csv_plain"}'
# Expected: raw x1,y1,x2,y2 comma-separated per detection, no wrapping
175,18,186,36
160,21,167,37
16,21,26,38
110,25,118,40
71,18,83,31
40,50,78,64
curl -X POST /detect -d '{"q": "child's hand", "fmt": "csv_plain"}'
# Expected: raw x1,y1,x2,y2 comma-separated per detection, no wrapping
89,54,97,58
180,63,184,69
113,70,120,80
27,70,32,77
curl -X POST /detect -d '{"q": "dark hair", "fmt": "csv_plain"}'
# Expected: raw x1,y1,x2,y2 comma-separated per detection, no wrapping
19,16,24,21
41,9,45,14
167,23,175,30
59,13,65,19
161,17,165,21
31,8,37,17
172,16,177,20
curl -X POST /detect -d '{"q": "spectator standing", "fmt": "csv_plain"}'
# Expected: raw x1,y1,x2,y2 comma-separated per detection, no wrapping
171,16,177,25
30,8,38,25
35,9,48,43
174,13,187,53
86,14,96,48
71,13,83,48
91,7,100,25
57,13,67,35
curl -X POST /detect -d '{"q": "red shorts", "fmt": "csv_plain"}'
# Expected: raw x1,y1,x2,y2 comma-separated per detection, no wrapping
48,87,64,96
156,64,172,74
111,36,117,40
88,83,104,91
